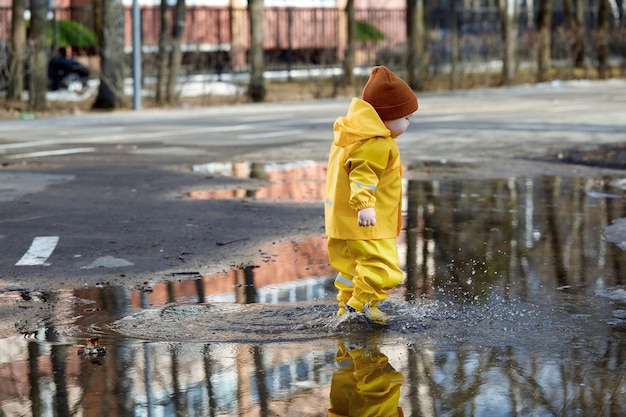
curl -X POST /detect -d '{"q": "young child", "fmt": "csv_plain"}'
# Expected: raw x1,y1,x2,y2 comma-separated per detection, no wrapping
325,65,418,325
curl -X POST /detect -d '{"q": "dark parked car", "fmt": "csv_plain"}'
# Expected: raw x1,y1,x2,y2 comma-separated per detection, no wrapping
48,54,90,92
0,52,90,93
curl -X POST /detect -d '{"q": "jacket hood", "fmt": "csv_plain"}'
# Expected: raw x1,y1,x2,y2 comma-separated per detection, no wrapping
333,98,391,147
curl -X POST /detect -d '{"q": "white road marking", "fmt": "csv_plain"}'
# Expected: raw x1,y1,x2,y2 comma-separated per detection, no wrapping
0,140,63,151
0,121,307,159
16,236,60,266
0,125,253,153
6,148,97,159
237,129,304,140
238,115,286,122
78,125,251,142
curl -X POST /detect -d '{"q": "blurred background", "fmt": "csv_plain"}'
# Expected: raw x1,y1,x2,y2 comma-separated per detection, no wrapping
0,0,624,112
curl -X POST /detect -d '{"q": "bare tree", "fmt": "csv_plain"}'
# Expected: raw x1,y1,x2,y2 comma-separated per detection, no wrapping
156,0,186,105
406,0,426,90
536,0,552,82
562,0,586,68
7,0,26,102
448,0,460,90
497,0,519,85
156,0,170,104
342,0,355,87
596,0,610,78
92,0,126,109
28,0,48,111
168,0,186,103
247,0,266,102
93,0,103,49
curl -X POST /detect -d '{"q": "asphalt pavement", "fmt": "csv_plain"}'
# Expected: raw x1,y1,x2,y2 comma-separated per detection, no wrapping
1,78,625,289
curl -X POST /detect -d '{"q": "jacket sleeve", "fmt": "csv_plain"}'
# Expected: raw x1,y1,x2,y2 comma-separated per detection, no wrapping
344,139,392,211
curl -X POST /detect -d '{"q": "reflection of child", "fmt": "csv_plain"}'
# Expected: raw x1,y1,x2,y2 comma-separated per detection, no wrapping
325,66,418,324
328,341,404,417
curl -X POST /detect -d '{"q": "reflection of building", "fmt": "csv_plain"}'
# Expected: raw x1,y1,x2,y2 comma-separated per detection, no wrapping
0,223,337,415
130,234,334,307
190,161,327,202
120,340,340,416
0,304,106,416
0,331,339,416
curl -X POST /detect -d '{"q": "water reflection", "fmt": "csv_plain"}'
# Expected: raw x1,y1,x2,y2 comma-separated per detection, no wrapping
329,337,403,417
2,334,623,416
190,161,326,202
403,176,626,302
1,175,626,416
128,235,334,307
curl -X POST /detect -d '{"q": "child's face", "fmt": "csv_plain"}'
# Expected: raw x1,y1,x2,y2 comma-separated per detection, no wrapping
384,113,413,138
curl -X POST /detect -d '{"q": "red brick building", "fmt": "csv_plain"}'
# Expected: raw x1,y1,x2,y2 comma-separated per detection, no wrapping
0,1,408,70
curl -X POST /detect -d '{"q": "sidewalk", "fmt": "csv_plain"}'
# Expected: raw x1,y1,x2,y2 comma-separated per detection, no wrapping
395,78,626,179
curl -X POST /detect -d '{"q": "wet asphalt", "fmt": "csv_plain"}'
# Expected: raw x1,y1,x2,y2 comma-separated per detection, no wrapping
1,79,625,288
1,79,626,416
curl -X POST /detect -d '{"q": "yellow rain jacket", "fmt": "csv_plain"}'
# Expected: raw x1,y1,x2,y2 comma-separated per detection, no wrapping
325,98,403,240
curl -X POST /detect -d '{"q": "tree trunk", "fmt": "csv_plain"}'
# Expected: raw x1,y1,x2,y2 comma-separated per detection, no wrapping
342,0,356,87
92,0,103,47
28,0,48,111
536,0,552,82
93,0,126,109
406,0,426,90
342,0,355,87
448,0,459,90
247,0,266,102
166,0,186,104
497,0,518,85
563,0,586,68
156,0,169,105
596,0,610,78
7,0,26,101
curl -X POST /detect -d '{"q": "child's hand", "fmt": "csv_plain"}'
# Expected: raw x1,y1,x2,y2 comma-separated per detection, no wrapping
358,207,376,226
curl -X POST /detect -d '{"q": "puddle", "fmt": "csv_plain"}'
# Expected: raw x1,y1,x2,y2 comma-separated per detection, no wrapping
189,160,326,201
130,234,333,307
2,175,626,416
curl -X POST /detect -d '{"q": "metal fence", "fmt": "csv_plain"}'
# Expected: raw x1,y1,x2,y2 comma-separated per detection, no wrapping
0,5,624,84
125,7,408,74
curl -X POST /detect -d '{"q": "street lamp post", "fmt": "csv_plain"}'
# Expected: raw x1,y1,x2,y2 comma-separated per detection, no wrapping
132,0,142,110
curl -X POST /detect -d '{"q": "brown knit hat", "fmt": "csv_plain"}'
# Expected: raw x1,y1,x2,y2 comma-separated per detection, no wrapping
361,66,418,121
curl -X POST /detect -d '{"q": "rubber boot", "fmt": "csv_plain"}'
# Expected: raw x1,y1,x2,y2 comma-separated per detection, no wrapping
346,298,388,325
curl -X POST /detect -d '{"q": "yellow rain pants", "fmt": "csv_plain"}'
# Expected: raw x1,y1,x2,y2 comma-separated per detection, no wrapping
328,342,404,417
328,237,403,307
